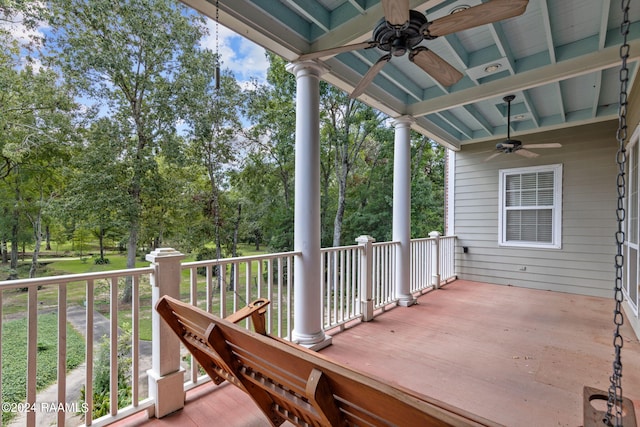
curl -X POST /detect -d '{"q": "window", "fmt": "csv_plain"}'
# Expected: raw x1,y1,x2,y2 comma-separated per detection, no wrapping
498,164,562,248
624,126,640,314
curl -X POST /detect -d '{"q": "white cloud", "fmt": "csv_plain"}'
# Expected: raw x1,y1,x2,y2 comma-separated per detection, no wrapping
201,19,269,84
0,10,47,48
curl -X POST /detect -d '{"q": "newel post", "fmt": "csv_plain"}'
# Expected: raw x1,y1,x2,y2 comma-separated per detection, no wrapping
429,231,441,290
146,248,186,418
356,235,376,321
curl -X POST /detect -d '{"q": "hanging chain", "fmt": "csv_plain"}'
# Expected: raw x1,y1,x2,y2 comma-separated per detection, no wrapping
215,0,221,90
606,1,630,426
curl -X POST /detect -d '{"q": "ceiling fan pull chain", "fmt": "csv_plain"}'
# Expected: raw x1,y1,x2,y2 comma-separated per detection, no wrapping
606,0,630,426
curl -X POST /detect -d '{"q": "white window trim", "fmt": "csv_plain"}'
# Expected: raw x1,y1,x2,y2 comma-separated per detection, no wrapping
498,164,563,249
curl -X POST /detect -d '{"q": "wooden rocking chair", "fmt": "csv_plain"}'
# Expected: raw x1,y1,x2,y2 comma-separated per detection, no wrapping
156,295,502,427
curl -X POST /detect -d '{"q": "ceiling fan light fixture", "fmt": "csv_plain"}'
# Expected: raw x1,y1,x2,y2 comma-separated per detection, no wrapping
449,5,470,14
484,63,502,73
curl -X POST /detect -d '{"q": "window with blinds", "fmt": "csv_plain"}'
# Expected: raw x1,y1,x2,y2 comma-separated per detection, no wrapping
499,165,562,248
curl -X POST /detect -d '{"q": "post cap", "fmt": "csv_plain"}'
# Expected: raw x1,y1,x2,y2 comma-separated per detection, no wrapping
145,248,185,262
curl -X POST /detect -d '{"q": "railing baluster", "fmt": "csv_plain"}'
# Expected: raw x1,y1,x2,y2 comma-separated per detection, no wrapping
286,256,292,339
206,265,213,313
189,267,198,384
26,286,37,427
131,275,139,407
58,283,67,426
109,276,118,417
277,257,283,337
85,279,94,426
0,289,3,422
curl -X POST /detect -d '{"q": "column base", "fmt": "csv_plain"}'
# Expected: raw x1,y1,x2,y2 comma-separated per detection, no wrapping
397,296,417,307
147,368,185,418
292,330,333,351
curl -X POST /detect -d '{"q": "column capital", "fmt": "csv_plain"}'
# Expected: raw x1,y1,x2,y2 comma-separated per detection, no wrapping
391,115,415,128
286,60,328,78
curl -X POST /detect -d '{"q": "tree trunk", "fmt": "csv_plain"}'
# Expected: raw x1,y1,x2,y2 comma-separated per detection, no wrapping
332,174,347,247
1,239,7,264
10,225,19,280
9,184,20,280
45,224,51,251
233,203,241,257
99,227,105,261
121,219,139,303
29,210,43,278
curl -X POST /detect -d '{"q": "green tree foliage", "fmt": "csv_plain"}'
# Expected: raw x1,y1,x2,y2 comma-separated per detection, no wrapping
0,27,78,278
1,0,447,274
320,86,386,246
44,0,208,299
180,50,246,269
243,53,297,251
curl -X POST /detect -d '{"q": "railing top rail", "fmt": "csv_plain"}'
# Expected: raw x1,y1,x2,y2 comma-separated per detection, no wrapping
372,240,400,247
410,235,456,243
320,244,361,253
181,250,301,269
0,266,155,290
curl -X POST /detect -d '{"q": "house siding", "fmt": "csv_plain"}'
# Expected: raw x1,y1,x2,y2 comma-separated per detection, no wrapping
453,120,619,298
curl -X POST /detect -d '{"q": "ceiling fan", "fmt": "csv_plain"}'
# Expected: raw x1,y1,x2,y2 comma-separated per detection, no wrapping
486,95,562,161
297,0,529,98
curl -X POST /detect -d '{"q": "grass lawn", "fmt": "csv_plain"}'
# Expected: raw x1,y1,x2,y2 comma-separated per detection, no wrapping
2,244,274,339
1,312,85,425
0,243,285,420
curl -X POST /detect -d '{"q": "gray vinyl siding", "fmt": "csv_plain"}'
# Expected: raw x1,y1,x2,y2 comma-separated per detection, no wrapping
453,120,618,297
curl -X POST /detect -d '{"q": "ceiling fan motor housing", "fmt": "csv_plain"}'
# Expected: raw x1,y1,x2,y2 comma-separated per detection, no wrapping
373,10,430,56
497,139,522,152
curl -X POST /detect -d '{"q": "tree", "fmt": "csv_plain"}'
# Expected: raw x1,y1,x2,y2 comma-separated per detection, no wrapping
55,118,131,263
320,87,385,246
0,27,77,278
243,53,297,250
45,0,207,300
410,135,445,236
180,44,246,285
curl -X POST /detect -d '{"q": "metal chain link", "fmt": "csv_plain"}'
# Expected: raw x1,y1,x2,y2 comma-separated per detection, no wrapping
606,0,630,425
215,0,221,90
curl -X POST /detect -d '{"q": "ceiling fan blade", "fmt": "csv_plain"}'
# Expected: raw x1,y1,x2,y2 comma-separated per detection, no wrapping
485,152,502,161
427,0,529,37
515,149,539,158
350,54,392,98
382,0,410,27
298,41,378,61
409,47,463,87
521,143,562,149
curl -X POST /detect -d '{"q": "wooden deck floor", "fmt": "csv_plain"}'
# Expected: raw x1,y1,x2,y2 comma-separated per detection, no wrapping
117,280,640,427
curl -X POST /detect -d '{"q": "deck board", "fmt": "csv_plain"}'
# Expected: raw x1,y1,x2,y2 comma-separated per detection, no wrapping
117,280,640,427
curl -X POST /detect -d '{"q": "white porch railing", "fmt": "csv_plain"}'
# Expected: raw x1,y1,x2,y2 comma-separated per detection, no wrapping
0,234,456,426
179,251,298,388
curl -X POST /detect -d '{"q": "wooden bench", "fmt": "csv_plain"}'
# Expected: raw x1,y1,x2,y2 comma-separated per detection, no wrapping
156,295,501,427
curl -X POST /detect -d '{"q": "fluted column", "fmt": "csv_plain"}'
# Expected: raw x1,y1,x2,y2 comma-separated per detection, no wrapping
286,61,332,349
392,116,417,306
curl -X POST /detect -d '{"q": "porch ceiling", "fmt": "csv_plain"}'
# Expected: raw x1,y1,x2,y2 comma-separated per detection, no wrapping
180,0,640,151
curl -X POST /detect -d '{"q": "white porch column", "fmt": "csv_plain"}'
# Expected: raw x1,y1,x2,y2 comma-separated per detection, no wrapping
146,248,186,418
392,116,417,307
286,61,332,349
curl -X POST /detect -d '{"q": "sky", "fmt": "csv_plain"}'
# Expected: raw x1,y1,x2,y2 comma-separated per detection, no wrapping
2,6,269,88
201,18,269,87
